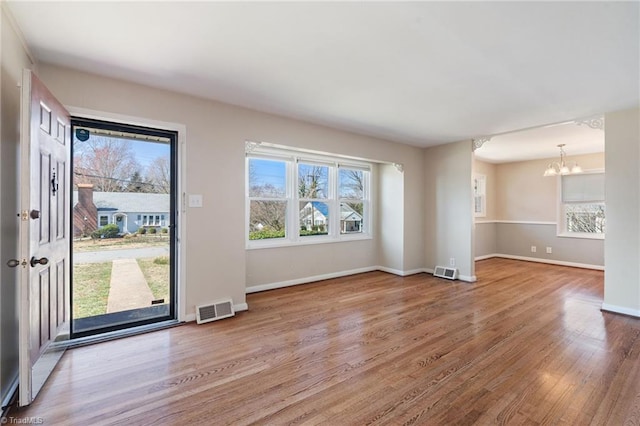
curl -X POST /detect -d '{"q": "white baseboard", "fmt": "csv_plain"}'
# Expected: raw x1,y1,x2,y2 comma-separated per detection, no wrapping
246,266,379,294
376,266,426,276
476,253,604,271
246,265,479,296
234,303,249,312
474,254,498,261
601,303,640,318
184,302,249,323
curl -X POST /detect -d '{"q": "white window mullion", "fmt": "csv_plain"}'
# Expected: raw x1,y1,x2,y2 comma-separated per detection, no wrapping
289,159,298,243
328,163,336,238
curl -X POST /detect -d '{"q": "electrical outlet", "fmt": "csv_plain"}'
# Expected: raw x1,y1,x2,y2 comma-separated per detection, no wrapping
531,246,537,253
546,247,552,254
449,258,456,267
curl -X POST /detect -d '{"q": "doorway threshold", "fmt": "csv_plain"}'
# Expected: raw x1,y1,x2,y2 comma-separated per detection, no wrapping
69,310,182,348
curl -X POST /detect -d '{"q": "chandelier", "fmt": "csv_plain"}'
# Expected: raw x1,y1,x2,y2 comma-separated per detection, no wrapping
543,144,582,177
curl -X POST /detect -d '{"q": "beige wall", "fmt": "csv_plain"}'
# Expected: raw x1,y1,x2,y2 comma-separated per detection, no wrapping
495,153,604,222
604,107,640,316
424,140,475,280
1,4,35,407
474,152,605,267
38,63,427,310
378,164,404,273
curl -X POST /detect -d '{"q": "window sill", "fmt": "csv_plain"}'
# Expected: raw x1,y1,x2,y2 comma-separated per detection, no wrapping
247,233,372,250
557,232,605,240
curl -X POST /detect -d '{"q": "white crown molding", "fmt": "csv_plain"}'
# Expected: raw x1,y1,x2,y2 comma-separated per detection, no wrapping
575,116,604,130
472,136,492,151
245,140,262,153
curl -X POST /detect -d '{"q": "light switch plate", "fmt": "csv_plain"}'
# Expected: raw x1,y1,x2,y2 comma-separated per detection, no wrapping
188,194,203,208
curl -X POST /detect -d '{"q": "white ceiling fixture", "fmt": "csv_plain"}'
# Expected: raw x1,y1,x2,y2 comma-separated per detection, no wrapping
543,144,583,177
5,2,639,148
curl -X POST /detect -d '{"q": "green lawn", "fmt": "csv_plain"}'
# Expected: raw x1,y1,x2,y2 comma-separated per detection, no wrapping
73,262,111,318
73,256,170,317
137,257,170,303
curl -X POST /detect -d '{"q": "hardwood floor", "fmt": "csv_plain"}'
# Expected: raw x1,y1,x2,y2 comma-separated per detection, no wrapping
9,258,640,425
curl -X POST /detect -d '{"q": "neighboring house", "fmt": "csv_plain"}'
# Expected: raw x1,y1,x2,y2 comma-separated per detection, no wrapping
299,201,363,233
340,203,363,233
72,184,169,237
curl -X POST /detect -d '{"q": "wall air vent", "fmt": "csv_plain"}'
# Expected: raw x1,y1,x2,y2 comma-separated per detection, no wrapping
433,266,458,280
196,299,235,324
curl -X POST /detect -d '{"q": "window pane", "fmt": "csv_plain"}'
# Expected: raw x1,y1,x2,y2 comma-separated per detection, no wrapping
99,216,108,226
299,201,329,236
298,164,328,199
340,202,363,234
249,200,286,240
249,158,286,198
339,168,364,199
565,203,605,233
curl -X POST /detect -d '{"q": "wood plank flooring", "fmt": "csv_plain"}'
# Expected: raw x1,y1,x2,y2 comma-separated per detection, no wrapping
9,258,640,425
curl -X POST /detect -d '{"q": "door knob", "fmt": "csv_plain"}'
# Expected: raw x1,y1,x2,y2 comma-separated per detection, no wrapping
7,259,22,268
30,257,49,267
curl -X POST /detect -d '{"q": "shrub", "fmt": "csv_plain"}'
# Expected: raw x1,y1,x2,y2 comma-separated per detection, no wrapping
300,229,328,236
161,228,169,234
90,223,120,239
249,229,286,240
149,227,157,234
137,227,147,234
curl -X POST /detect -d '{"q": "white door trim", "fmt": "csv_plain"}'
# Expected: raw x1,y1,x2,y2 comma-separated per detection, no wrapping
67,106,187,322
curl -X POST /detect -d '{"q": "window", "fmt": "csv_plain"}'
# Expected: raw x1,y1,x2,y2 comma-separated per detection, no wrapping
246,144,371,246
339,167,366,233
560,172,605,238
99,215,108,226
473,174,486,217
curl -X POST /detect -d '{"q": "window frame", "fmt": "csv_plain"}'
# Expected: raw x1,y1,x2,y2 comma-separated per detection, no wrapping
557,170,605,240
246,145,372,249
473,174,486,218
99,215,109,227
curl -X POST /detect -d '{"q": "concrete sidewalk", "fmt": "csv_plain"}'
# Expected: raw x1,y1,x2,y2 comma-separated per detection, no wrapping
107,258,154,313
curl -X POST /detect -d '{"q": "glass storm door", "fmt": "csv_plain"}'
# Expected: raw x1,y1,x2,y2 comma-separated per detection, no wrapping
70,118,177,338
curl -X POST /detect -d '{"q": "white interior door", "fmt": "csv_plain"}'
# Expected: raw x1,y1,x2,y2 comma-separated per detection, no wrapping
18,69,71,406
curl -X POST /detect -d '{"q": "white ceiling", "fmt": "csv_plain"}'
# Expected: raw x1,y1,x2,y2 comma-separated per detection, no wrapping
6,1,639,158
474,118,605,164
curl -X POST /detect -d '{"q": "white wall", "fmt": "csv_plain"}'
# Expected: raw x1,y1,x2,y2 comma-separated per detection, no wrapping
424,140,475,281
604,107,640,316
0,4,35,407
